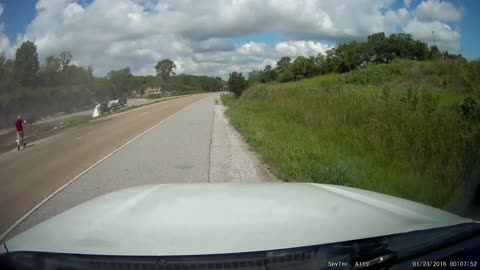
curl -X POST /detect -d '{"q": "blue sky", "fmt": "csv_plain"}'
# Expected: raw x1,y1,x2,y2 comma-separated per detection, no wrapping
0,0,477,77
1,1,35,43
454,0,480,60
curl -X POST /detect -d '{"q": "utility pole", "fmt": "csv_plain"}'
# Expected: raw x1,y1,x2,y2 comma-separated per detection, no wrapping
432,31,436,47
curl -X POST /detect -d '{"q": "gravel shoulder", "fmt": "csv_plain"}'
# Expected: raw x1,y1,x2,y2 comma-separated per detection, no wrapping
209,94,278,183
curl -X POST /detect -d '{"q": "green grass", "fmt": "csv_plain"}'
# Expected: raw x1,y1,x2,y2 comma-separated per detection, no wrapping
435,91,469,105
222,60,480,208
62,115,91,128
147,94,164,99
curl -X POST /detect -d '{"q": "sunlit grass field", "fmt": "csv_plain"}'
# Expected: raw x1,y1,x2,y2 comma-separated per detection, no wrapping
222,60,479,208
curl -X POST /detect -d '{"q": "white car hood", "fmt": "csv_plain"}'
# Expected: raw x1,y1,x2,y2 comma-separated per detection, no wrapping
5,183,472,256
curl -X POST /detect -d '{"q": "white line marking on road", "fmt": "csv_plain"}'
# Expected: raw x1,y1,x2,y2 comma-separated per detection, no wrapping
0,96,205,242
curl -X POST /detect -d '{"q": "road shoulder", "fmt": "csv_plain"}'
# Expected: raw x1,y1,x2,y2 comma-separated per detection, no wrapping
209,94,278,183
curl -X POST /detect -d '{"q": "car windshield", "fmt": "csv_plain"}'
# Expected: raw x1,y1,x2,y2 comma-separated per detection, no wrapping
0,0,479,268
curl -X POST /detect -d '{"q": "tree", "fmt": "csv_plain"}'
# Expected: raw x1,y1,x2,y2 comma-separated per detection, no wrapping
291,56,317,80
248,70,265,85
263,64,278,82
387,33,413,59
155,59,177,81
59,51,72,71
337,42,364,72
366,32,390,63
323,42,364,73
13,40,40,86
314,53,328,74
430,45,442,60
277,68,295,82
276,57,292,70
0,52,5,80
39,56,61,86
228,71,248,97
0,54,15,95
324,48,339,73
107,67,133,98
413,41,430,61
45,56,61,73
63,65,94,85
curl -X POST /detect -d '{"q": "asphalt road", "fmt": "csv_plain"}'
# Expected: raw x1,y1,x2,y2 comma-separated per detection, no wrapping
2,93,273,241
0,93,210,239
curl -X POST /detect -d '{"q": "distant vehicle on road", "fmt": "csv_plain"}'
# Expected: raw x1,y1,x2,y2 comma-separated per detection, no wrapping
1,183,479,269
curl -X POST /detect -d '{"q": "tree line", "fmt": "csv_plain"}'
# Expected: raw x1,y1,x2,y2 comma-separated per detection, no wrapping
229,32,465,97
0,41,224,129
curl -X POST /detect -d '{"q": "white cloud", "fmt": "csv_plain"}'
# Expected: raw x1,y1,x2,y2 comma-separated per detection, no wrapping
191,38,235,53
2,0,464,77
0,3,15,58
0,23,12,57
238,42,269,56
383,8,412,32
415,0,463,22
403,18,460,52
275,41,332,57
64,2,83,18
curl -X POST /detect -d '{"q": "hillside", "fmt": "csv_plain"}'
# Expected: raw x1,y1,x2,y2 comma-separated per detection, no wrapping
223,59,480,208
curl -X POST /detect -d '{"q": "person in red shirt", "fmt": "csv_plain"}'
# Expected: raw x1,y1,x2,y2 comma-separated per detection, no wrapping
15,114,27,151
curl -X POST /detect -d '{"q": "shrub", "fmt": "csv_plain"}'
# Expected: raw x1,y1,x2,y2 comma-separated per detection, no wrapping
228,72,248,97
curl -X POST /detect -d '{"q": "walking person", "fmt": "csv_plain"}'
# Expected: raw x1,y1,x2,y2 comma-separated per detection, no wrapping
15,114,27,151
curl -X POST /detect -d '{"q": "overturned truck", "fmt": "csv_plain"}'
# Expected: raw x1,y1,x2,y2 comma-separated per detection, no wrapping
92,98,127,118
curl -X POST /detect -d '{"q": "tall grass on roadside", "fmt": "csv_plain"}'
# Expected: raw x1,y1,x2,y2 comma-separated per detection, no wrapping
222,67,480,208
345,59,472,93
